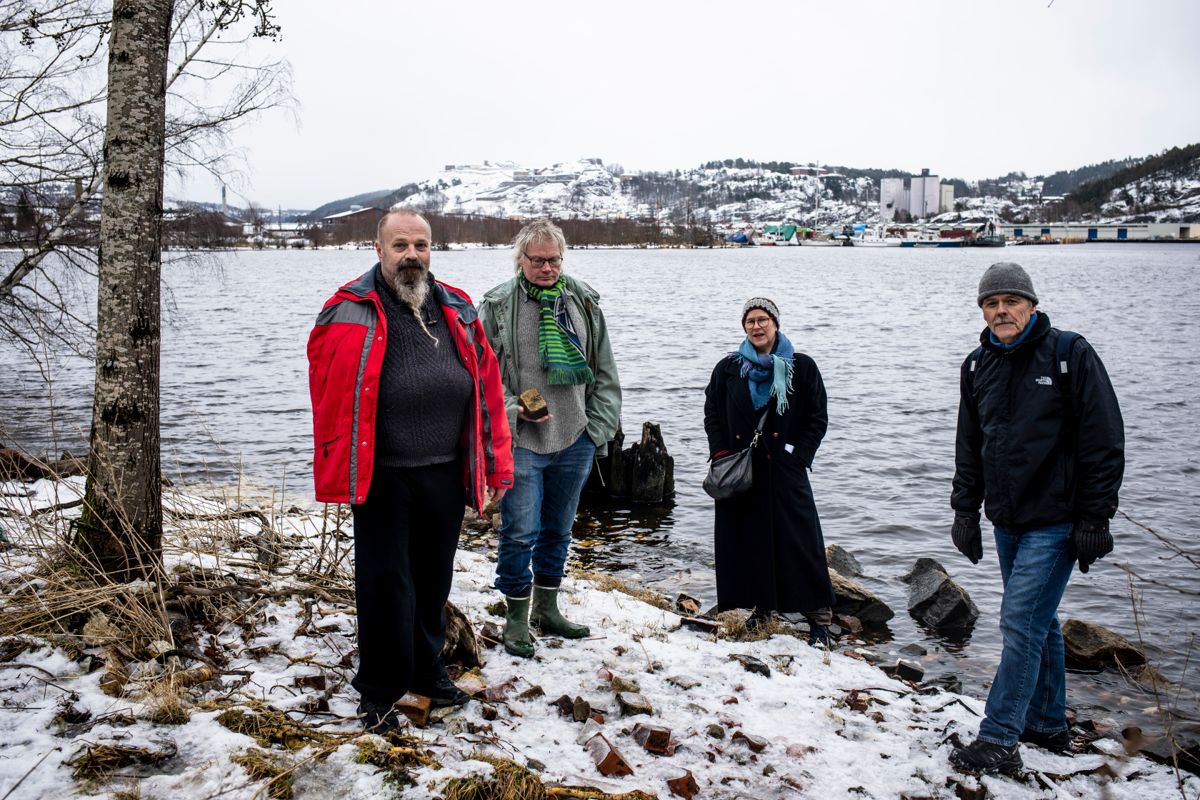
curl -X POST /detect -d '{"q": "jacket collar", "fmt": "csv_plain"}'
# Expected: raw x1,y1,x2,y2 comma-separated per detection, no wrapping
482,272,599,305
340,263,476,323
979,310,1052,352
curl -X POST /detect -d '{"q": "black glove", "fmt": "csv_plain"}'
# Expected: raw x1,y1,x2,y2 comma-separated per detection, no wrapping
951,511,983,565
1074,518,1113,573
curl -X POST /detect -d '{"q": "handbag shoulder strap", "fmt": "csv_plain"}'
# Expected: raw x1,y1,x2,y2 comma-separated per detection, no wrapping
750,408,769,448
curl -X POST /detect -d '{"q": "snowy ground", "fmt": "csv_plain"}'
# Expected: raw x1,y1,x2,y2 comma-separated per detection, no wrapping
1,480,1196,799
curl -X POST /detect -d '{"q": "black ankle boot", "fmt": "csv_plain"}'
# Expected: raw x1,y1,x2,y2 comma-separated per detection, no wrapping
950,738,1023,775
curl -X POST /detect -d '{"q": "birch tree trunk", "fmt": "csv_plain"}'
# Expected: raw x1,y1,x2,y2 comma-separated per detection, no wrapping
78,0,173,580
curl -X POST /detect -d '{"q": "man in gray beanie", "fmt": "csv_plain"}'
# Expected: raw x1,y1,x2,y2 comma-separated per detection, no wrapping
949,262,1125,775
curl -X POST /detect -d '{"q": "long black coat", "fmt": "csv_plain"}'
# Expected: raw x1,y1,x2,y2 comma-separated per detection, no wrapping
703,352,836,614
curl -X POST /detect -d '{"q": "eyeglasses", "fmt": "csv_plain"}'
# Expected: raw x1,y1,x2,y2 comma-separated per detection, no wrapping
744,316,773,329
523,253,562,268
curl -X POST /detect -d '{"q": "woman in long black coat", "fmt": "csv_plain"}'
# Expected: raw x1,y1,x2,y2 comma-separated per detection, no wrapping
703,297,836,643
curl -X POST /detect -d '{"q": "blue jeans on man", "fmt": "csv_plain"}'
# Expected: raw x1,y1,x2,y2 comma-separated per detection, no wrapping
496,431,596,596
978,522,1075,746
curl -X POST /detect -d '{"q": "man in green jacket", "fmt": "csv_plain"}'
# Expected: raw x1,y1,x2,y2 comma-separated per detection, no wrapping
479,219,622,658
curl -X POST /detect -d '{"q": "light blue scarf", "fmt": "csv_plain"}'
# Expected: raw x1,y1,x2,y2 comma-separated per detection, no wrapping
731,331,795,413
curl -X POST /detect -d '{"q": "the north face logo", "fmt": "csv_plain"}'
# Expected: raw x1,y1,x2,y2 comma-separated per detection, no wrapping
1035,376,1053,386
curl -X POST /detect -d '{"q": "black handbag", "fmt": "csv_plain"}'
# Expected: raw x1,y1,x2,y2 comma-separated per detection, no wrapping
703,409,769,500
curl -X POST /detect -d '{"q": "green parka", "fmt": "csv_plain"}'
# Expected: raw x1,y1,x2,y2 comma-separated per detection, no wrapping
478,273,622,456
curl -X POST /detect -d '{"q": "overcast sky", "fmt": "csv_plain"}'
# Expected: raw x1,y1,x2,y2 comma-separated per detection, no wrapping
171,0,1200,210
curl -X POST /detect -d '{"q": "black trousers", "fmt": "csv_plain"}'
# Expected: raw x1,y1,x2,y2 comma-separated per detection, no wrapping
351,460,465,704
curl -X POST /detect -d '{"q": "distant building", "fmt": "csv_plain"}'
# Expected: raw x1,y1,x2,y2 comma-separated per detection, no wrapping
880,169,952,220
940,184,956,214
321,206,382,244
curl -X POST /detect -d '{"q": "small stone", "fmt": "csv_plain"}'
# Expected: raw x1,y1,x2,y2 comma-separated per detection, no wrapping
829,569,895,624
479,621,503,648
481,705,498,721
572,696,592,723
899,643,928,658
518,685,545,700
612,675,641,693
667,675,701,690
667,769,700,799
844,690,871,712
575,718,603,745
485,600,506,617
551,694,574,718
883,657,926,681
518,388,549,419
730,654,771,677
396,692,431,727
484,680,516,702
675,593,701,615
722,696,739,705
526,757,546,772
706,723,726,739
597,667,614,682
786,743,815,758
833,614,863,634
584,733,633,777
632,722,673,754
733,730,768,752
617,692,653,716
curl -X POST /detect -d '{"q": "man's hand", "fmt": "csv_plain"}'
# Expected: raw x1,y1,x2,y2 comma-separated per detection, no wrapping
951,511,983,564
488,486,508,505
517,411,553,424
1074,518,1113,573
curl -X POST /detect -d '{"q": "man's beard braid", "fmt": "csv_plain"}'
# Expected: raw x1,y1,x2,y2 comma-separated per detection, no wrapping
391,261,438,345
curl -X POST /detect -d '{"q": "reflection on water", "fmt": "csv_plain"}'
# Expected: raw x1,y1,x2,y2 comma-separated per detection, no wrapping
2,244,1198,738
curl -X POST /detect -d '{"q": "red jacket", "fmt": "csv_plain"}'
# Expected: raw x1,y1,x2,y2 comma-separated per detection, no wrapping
307,267,513,510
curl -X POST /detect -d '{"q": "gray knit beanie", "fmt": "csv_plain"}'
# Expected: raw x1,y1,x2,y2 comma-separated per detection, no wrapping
742,297,780,326
977,262,1038,306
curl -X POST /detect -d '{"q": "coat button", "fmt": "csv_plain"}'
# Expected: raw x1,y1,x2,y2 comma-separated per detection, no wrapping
773,432,779,437
735,434,741,440
361,441,367,446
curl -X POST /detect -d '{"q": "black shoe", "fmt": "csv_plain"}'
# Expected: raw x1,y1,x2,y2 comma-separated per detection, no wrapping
808,624,832,647
1019,727,1071,754
357,698,405,734
413,675,470,709
950,738,1023,776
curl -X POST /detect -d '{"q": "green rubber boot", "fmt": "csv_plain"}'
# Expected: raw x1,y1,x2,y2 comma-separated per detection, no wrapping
503,595,535,658
530,584,590,639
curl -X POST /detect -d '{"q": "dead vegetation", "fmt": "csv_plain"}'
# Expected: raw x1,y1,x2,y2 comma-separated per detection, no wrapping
571,569,672,611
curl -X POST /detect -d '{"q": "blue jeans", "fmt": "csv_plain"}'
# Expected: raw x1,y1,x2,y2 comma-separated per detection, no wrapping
495,432,596,597
978,522,1076,746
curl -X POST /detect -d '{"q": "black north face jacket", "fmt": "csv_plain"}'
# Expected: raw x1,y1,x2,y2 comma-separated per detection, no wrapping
952,312,1125,531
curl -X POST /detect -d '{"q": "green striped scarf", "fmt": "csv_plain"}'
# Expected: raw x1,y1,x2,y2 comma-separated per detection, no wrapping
520,276,594,385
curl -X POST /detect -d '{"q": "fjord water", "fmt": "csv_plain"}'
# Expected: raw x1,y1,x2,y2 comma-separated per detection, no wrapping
3,243,1198,727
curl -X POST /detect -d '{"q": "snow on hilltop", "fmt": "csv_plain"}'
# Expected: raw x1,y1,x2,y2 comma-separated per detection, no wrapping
1,480,1195,799
386,158,876,227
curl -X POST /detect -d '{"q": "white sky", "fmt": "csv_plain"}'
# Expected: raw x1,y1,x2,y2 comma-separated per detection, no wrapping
172,0,1200,209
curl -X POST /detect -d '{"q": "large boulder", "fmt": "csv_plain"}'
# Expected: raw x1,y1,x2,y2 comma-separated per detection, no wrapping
902,557,979,631
829,569,894,625
1062,619,1146,670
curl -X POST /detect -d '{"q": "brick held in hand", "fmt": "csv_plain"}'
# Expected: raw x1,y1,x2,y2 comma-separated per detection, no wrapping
519,388,549,419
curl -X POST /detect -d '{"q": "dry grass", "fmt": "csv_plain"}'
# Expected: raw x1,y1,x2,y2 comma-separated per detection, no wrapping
230,748,295,800
715,609,795,642
570,570,672,611
438,755,548,800
66,740,178,782
354,736,440,789
216,704,336,751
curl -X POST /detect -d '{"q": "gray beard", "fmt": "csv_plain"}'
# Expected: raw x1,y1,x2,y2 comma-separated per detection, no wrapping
391,267,429,311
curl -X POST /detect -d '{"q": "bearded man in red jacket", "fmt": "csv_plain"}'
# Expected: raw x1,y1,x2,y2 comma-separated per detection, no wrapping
308,208,513,733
